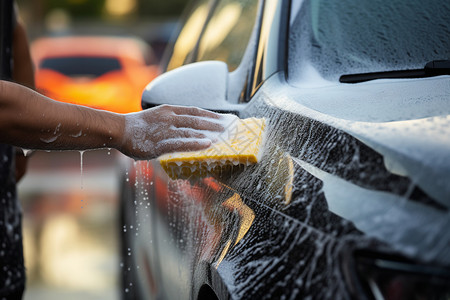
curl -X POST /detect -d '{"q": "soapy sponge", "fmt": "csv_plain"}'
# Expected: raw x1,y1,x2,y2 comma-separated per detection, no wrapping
159,117,266,179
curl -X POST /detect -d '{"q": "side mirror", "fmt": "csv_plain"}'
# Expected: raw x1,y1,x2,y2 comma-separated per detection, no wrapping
141,61,244,113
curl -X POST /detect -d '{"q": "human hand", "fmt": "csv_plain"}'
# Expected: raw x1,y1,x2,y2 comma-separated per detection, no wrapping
120,105,225,160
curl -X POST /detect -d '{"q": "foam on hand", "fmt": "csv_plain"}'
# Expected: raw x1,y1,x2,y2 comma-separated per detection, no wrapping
158,116,266,179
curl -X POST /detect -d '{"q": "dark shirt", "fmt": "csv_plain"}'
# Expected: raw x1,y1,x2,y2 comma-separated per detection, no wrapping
0,145,25,299
0,3,26,299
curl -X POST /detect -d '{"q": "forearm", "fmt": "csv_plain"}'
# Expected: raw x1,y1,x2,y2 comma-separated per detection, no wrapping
13,18,34,89
0,80,124,151
1,80,227,160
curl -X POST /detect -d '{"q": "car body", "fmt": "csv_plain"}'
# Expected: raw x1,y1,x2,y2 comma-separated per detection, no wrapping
31,35,160,113
120,0,450,299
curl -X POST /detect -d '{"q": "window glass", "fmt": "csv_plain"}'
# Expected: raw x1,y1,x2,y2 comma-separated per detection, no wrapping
40,56,121,77
166,0,212,71
288,0,450,83
251,0,285,94
196,0,258,71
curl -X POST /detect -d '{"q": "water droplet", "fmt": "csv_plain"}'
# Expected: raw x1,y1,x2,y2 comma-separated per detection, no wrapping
21,149,32,156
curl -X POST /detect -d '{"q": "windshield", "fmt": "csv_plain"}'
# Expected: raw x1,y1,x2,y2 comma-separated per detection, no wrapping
40,56,122,78
288,0,450,83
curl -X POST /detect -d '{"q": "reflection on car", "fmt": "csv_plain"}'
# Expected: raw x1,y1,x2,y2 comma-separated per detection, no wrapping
31,35,160,113
120,0,450,299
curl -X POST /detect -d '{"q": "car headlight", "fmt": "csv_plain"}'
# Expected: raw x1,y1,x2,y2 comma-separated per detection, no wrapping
355,253,450,300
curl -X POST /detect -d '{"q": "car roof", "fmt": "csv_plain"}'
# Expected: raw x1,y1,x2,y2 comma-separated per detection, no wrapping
31,35,151,65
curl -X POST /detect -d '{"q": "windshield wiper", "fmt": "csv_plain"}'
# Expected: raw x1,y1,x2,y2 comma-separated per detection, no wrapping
339,60,450,83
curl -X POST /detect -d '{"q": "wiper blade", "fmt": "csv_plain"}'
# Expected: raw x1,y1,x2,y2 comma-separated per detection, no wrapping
340,60,450,83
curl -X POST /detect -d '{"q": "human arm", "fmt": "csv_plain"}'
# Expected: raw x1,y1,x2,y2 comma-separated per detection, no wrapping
0,80,224,160
12,12,34,89
12,10,35,181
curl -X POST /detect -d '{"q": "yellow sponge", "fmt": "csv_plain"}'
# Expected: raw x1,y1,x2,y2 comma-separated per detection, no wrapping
159,117,266,179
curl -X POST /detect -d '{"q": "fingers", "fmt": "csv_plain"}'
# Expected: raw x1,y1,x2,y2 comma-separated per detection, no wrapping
154,127,216,141
171,115,224,132
156,138,212,155
167,105,222,119
125,105,229,160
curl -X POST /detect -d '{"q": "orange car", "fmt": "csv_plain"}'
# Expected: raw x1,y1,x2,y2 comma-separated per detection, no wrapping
31,35,160,113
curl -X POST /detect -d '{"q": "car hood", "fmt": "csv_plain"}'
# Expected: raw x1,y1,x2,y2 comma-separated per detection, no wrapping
280,75,450,207
256,73,450,262
288,75,450,123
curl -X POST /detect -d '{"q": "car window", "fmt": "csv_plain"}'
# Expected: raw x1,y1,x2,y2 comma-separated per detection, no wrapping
196,0,258,71
251,0,287,95
288,0,450,83
40,56,122,78
166,0,213,71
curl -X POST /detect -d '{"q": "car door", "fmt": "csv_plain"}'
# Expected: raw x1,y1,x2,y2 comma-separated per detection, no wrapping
139,0,262,299
120,1,215,299
143,0,327,297
147,0,343,297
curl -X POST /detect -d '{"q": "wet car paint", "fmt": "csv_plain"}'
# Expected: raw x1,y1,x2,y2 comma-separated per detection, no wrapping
122,79,450,298
119,0,450,298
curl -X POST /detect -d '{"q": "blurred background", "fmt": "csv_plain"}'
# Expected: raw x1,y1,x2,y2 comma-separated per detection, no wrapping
14,0,189,298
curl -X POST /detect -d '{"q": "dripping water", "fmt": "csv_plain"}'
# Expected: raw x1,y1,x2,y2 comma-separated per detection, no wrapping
80,150,85,189
21,148,32,157
80,150,85,208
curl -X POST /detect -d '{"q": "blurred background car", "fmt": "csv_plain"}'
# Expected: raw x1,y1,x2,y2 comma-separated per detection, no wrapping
31,35,160,113
120,0,450,299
